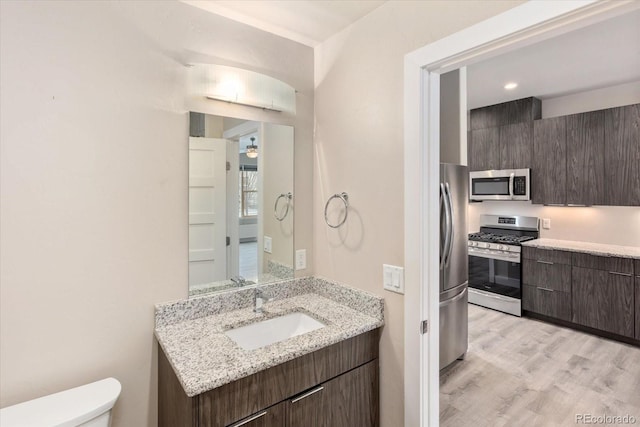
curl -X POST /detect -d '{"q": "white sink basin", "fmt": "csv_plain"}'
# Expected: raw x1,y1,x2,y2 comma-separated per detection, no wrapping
225,312,325,351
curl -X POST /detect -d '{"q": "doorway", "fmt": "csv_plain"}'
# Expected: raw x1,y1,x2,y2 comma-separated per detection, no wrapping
403,2,640,425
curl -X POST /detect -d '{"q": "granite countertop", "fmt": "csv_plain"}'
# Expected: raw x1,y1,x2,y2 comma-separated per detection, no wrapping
522,238,640,259
155,277,384,397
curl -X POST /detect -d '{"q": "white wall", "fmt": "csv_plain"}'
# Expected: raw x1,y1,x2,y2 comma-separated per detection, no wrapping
0,2,313,426
470,81,640,246
313,2,523,425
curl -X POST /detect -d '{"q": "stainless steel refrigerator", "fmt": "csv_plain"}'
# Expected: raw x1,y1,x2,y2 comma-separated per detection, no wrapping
439,163,469,369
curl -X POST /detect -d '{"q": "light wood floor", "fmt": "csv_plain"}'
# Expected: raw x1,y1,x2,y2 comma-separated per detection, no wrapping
440,304,640,427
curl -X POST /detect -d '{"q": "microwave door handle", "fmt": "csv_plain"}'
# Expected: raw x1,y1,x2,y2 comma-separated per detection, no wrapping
444,182,454,267
509,172,515,200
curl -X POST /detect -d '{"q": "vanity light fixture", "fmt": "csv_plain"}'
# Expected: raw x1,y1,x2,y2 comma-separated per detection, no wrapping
246,137,258,159
190,64,296,114
504,82,518,90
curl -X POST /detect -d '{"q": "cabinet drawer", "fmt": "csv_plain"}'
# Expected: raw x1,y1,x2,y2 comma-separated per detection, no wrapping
522,285,571,321
635,259,640,275
522,247,571,264
522,259,571,292
571,253,633,274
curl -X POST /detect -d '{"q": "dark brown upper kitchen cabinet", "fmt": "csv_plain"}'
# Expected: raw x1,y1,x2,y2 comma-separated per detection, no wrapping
604,104,640,206
468,97,541,172
468,127,500,171
470,97,541,131
566,110,605,205
500,122,532,169
532,117,566,205
571,254,634,338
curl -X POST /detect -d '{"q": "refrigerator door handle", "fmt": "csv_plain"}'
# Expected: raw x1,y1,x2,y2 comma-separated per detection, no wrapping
440,183,452,270
444,182,454,267
439,184,445,270
439,286,467,307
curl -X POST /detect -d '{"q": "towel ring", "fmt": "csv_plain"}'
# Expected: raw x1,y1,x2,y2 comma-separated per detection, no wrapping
274,192,293,221
324,192,349,228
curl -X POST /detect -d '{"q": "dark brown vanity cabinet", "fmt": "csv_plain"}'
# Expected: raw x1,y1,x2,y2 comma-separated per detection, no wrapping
604,104,640,206
571,254,634,338
522,247,572,321
468,97,541,172
158,329,380,427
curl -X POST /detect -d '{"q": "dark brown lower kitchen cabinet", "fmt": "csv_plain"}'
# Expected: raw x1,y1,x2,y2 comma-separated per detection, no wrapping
522,247,572,321
571,263,634,338
636,259,640,341
158,329,380,427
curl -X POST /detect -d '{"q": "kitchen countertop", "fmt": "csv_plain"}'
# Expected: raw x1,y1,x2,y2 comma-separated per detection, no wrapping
522,238,640,259
155,277,384,397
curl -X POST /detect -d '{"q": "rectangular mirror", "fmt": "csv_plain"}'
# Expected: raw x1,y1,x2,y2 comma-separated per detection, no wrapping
188,112,294,296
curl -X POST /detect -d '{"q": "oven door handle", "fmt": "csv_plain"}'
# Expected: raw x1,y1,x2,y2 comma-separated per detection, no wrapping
509,172,515,200
468,249,520,263
444,182,454,267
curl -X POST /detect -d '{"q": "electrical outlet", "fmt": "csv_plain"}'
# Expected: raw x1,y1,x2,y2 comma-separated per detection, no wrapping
542,218,551,230
295,249,307,270
263,236,272,253
383,264,404,294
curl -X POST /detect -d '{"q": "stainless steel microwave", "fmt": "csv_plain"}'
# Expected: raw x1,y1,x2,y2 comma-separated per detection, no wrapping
469,169,530,201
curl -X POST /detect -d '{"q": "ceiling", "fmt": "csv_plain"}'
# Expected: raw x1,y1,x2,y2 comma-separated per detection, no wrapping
467,9,640,109
181,0,386,47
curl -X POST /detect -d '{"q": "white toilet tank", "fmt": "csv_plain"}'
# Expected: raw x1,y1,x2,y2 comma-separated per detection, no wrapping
0,377,121,427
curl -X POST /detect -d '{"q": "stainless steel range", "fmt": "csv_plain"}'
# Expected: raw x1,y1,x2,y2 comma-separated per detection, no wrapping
468,214,539,316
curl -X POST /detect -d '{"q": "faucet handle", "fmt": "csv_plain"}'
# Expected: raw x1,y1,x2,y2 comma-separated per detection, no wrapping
231,276,246,286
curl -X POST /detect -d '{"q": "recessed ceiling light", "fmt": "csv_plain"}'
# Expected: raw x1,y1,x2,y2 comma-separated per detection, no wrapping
504,82,518,90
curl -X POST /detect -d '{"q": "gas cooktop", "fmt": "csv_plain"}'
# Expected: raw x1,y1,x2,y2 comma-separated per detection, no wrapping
468,232,536,246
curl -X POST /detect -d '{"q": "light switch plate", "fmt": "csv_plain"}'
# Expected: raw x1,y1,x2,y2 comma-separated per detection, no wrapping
264,236,272,253
542,218,551,229
383,264,404,294
295,249,307,270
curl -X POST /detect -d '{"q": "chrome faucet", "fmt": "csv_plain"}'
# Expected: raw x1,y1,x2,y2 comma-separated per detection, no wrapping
230,276,246,287
254,288,273,313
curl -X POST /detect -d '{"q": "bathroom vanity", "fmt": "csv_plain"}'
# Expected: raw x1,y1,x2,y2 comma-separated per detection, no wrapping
155,278,384,427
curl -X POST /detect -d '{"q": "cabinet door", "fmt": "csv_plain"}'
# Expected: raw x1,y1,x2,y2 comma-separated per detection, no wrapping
566,110,605,205
604,104,640,206
227,401,287,427
469,127,500,171
635,276,640,341
288,386,325,427
572,267,634,337
533,117,566,205
522,285,571,321
323,359,379,427
499,122,532,169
